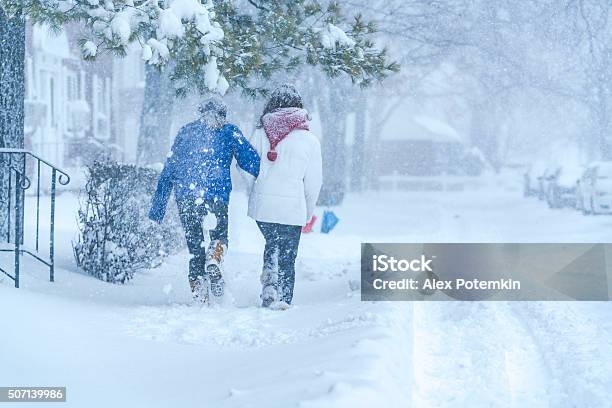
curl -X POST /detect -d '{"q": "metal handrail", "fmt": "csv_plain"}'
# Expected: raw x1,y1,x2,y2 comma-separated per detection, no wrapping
0,149,71,288
0,148,71,185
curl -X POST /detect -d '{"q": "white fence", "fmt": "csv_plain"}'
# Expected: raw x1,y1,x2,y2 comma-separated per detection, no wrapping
378,171,486,191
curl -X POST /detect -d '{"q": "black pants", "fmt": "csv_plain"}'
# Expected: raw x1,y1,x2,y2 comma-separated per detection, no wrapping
178,197,228,282
256,221,302,304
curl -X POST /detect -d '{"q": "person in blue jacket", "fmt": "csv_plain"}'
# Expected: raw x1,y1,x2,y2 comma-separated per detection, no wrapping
149,98,260,303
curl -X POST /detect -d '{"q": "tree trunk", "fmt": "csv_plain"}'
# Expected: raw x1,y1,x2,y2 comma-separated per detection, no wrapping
470,99,500,171
593,110,611,160
366,120,383,190
595,84,611,160
350,94,366,192
0,8,26,239
137,65,176,166
317,80,348,206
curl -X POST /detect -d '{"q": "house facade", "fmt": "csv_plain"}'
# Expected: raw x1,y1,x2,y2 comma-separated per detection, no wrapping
377,113,465,177
111,44,146,164
24,23,143,175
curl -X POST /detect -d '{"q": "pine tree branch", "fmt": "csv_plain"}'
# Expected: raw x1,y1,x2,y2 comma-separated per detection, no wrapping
247,0,269,12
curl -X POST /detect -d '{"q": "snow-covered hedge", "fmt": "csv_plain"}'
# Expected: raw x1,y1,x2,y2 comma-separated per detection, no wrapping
73,161,184,284
461,147,488,176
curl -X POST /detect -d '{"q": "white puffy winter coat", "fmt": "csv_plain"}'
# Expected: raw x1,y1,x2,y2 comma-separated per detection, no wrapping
244,128,322,226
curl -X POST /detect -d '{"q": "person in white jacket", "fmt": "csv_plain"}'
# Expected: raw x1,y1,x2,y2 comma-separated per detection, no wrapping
244,84,323,309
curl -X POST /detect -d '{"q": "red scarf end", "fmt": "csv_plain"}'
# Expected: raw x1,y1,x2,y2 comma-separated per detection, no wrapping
267,151,278,161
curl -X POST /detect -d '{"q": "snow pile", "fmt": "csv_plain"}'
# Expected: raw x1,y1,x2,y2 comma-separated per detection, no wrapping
82,40,98,58
169,0,223,42
111,9,136,44
556,162,583,188
145,38,170,65
320,23,356,50
159,8,186,39
156,0,222,41
141,43,153,61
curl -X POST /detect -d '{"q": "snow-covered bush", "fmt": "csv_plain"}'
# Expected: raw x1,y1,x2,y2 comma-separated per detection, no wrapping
73,161,183,284
461,147,489,176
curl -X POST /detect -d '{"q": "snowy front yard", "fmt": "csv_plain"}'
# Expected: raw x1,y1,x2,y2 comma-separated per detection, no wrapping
2,175,612,407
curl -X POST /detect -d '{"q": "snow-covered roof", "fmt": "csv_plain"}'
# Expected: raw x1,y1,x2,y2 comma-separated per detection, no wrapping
592,161,612,175
377,96,463,143
32,25,73,59
557,162,584,187
413,115,461,141
380,113,462,143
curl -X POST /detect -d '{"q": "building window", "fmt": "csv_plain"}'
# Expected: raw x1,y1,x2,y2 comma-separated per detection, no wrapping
50,77,55,126
66,75,78,101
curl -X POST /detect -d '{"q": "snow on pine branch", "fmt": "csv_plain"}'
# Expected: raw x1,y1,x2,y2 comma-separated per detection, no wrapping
3,0,398,95
319,23,356,50
303,12,399,87
10,0,228,93
236,1,398,90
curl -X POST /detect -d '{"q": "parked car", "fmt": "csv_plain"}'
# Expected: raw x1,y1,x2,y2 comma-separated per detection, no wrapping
523,161,547,197
546,163,583,208
576,165,594,214
537,165,560,200
576,161,612,214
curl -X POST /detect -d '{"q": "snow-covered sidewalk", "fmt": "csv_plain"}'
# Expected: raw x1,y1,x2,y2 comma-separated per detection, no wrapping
0,191,411,408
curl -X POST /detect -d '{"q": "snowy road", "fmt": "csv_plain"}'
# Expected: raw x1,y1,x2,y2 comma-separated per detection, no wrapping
1,173,612,407
413,301,612,408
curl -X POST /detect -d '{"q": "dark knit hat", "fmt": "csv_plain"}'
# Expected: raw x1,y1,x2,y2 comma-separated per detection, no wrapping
198,98,227,119
259,84,303,127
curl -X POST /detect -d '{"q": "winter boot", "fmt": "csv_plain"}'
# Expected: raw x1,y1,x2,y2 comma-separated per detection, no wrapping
206,240,227,298
261,285,278,308
260,266,279,308
190,276,210,304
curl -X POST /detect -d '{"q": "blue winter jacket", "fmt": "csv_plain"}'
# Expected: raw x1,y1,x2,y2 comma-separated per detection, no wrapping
149,120,260,222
